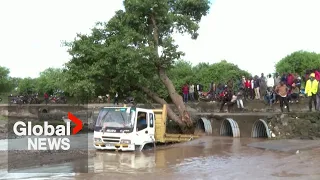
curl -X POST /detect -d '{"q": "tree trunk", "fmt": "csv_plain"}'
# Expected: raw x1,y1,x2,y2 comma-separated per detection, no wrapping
149,14,193,128
158,68,192,127
140,86,185,127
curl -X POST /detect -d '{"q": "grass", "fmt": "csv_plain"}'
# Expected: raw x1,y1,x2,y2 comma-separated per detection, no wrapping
0,92,11,104
0,115,7,121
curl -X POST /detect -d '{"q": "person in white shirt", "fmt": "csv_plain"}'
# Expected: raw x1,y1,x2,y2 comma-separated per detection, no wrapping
189,84,195,101
266,74,274,88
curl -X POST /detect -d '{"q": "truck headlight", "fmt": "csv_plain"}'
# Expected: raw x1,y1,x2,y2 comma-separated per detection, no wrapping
94,138,102,142
120,139,131,144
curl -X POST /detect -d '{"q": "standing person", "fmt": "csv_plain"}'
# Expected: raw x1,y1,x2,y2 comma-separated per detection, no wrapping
305,73,318,111
236,88,244,110
281,73,287,83
315,69,320,81
189,84,195,102
317,81,320,111
44,92,49,105
294,76,302,92
253,76,261,100
267,74,274,89
106,94,110,103
196,83,203,101
250,77,255,99
260,73,267,98
182,83,189,103
286,73,295,89
208,81,216,101
241,76,246,88
244,78,251,100
275,81,290,112
114,92,119,105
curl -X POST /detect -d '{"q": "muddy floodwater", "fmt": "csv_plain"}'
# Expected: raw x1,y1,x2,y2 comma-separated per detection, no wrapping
1,135,320,180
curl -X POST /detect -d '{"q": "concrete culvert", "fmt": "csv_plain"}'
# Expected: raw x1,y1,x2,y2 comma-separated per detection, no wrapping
195,117,212,135
195,119,206,135
42,109,48,113
251,119,271,138
220,118,240,137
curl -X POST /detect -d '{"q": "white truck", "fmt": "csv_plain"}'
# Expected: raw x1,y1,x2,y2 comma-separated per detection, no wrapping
93,104,198,151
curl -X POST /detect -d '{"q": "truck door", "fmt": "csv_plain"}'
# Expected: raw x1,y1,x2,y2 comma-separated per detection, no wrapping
135,109,152,145
147,110,155,137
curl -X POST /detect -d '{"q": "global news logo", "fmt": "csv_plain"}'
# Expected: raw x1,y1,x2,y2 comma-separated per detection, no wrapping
12,112,82,150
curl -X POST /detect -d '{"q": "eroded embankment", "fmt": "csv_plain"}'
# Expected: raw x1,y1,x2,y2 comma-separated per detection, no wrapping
266,112,320,139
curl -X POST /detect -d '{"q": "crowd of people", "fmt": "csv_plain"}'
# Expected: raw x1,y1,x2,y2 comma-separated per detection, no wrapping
181,70,320,113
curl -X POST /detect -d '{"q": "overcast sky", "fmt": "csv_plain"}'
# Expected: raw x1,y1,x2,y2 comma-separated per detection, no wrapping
1,0,320,78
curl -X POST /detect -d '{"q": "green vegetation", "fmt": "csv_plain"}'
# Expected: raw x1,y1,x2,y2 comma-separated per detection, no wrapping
276,50,320,76
0,115,7,121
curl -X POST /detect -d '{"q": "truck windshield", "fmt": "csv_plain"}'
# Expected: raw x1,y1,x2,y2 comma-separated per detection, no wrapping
95,108,133,128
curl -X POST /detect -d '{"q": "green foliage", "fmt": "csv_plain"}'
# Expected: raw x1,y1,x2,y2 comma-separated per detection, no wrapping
167,60,251,97
275,50,320,76
17,77,37,94
0,66,14,93
36,68,65,95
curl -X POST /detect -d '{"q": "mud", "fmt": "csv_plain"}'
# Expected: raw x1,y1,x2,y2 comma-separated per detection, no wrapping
0,135,320,180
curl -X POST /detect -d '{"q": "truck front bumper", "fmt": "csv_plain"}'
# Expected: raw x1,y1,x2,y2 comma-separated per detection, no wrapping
94,142,135,151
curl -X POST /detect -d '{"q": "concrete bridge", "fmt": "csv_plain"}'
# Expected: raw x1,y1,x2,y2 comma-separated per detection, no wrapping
0,102,319,140
195,112,320,140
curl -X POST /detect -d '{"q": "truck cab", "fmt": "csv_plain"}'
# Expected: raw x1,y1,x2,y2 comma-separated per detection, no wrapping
93,106,156,151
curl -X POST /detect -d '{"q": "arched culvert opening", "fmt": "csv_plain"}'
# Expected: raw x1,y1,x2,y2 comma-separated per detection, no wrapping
42,109,48,113
251,119,271,138
220,118,240,137
195,117,212,135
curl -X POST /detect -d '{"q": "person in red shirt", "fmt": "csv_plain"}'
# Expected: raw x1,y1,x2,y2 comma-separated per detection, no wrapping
44,92,49,105
314,69,320,81
286,73,295,88
244,78,252,100
182,83,189,103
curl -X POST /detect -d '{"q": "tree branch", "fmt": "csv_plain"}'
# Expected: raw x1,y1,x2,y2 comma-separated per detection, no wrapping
139,85,184,126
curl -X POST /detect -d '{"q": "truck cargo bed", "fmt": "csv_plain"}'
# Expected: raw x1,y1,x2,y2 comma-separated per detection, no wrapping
153,104,198,143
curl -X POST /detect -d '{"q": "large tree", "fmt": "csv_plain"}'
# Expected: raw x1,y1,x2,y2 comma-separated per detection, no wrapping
276,50,320,76
123,0,210,127
64,0,211,129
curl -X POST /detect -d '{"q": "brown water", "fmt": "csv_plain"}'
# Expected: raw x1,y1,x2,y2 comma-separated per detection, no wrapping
76,136,320,180
1,136,320,180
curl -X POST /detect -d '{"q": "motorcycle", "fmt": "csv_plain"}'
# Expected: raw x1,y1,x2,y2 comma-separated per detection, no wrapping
49,96,67,104
124,97,135,105
198,91,216,102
